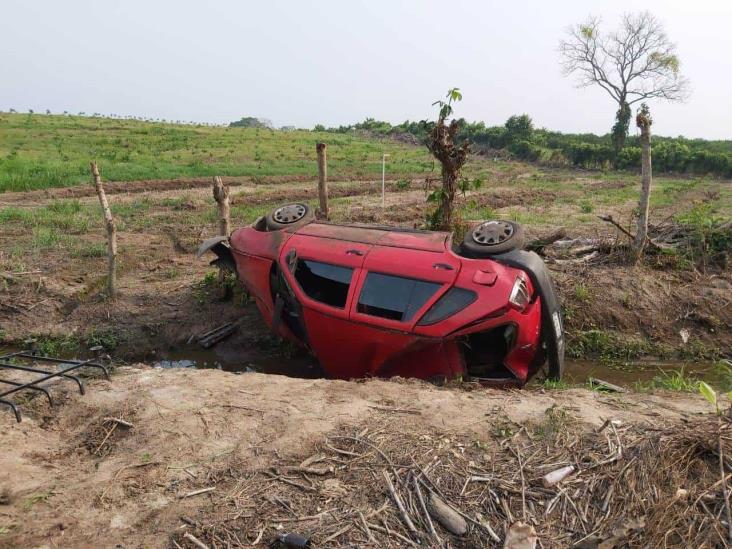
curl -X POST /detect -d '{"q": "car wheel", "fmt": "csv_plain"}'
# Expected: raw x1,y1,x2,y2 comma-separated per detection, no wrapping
460,220,524,257
265,203,314,231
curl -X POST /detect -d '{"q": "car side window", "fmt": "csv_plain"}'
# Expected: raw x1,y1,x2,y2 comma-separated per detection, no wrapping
357,272,441,322
294,259,353,308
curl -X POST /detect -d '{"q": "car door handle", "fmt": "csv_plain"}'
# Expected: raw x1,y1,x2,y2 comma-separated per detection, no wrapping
433,263,454,270
346,249,364,256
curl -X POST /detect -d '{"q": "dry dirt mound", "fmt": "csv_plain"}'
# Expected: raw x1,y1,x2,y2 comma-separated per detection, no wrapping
0,366,719,548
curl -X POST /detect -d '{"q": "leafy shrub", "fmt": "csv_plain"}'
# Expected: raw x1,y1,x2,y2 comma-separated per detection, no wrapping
508,140,541,161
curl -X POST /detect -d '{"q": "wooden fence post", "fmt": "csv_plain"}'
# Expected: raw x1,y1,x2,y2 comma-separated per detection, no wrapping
316,142,328,219
212,176,231,288
633,106,653,263
90,161,117,298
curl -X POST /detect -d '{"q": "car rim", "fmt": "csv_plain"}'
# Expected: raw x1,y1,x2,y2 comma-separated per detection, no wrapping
273,204,307,224
472,220,513,246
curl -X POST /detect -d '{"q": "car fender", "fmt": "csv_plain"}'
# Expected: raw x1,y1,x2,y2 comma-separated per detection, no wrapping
196,236,236,273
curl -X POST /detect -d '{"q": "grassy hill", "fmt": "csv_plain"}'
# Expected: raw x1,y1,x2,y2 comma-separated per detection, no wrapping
0,113,434,192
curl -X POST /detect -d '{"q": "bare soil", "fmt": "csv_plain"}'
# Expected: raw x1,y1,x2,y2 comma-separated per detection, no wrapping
1,173,729,358
0,170,730,547
0,366,714,548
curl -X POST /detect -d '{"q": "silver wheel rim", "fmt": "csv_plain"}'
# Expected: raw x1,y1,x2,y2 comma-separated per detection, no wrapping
273,204,307,224
472,220,513,246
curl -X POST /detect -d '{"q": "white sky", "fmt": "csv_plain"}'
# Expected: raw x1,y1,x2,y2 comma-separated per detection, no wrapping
2,0,731,138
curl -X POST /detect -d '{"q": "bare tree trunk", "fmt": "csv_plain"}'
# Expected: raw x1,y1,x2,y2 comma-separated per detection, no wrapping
316,142,328,219
212,176,231,289
435,170,457,231
633,110,653,261
426,118,469,232
90,162,117,298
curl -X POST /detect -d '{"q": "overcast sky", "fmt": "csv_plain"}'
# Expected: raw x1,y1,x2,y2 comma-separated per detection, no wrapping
2,0,731,139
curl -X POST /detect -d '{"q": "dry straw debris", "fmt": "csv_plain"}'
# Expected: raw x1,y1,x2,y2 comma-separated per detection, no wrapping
172,411,732,548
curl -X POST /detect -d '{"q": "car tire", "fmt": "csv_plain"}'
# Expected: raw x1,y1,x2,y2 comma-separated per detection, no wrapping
265,203,314,231
460,220,524,257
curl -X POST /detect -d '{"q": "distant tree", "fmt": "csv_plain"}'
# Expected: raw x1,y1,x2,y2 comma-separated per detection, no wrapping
504,114,534,144
28,109,34,114
229,117,271,128
45,109,51,115
426,88,469,231
9,108,16,113
559,11,689,167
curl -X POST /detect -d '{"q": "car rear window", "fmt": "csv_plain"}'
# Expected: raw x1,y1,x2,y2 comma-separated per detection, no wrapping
294,260,353,308
357,273,440,322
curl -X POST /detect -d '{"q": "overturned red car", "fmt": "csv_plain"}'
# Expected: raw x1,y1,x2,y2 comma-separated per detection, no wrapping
198,203,564,386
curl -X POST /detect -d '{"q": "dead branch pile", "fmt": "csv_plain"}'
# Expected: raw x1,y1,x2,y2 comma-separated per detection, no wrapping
531,215,730,269
171,412,732,548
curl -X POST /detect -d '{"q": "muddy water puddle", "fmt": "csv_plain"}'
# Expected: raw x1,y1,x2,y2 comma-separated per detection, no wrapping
562,359,729,389
151,345,322,379
1,344,727,389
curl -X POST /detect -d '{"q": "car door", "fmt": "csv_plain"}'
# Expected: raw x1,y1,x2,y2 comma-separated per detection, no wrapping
347,245,463,378
279,234,374,378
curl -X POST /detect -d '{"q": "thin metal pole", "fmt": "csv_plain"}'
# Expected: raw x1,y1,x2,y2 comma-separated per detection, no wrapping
381,153,389,207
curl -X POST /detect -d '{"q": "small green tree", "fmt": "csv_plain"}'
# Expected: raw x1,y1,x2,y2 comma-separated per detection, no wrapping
504,114,534,144
426,88,470,231
611,102,631,166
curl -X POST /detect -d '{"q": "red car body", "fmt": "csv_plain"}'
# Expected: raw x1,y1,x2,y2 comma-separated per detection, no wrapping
200,217,564,385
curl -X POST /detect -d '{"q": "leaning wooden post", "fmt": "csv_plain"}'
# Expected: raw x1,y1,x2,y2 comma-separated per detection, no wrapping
633,104,653,263
316,142,328,219
90,161,117,298
212,176,231,288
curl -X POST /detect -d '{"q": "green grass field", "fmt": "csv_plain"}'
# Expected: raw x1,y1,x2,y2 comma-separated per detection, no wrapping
0,113,434,192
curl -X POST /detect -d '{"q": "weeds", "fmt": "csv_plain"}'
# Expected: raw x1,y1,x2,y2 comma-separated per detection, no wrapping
675,203,731,269
22,490,54,510
566,329,658,362
85,329,120,351
32,335,81,356
573,283,591,302
635,366,699,392
542,378,569,390
533,405,573,438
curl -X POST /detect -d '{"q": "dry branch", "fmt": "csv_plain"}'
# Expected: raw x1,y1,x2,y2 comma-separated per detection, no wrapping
175,415,732,548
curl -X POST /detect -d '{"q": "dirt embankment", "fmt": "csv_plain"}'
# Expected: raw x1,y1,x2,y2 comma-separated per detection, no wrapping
0,366,718,548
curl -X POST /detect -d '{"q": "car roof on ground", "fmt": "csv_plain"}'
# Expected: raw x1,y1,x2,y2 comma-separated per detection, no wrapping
294,222,450,252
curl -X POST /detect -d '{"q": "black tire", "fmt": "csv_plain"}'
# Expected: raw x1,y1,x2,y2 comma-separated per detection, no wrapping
460,220,524,257
265,203,314,231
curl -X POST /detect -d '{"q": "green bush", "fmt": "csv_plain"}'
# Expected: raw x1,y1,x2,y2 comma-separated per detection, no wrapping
508,140,541,161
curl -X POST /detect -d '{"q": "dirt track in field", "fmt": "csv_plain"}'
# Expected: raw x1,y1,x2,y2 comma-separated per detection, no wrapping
0,173,428,204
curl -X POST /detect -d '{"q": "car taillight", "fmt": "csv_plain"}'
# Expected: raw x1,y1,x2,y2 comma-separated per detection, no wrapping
508,276,530,311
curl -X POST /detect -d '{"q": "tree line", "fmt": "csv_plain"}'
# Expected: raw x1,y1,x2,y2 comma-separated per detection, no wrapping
315,116,732,178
